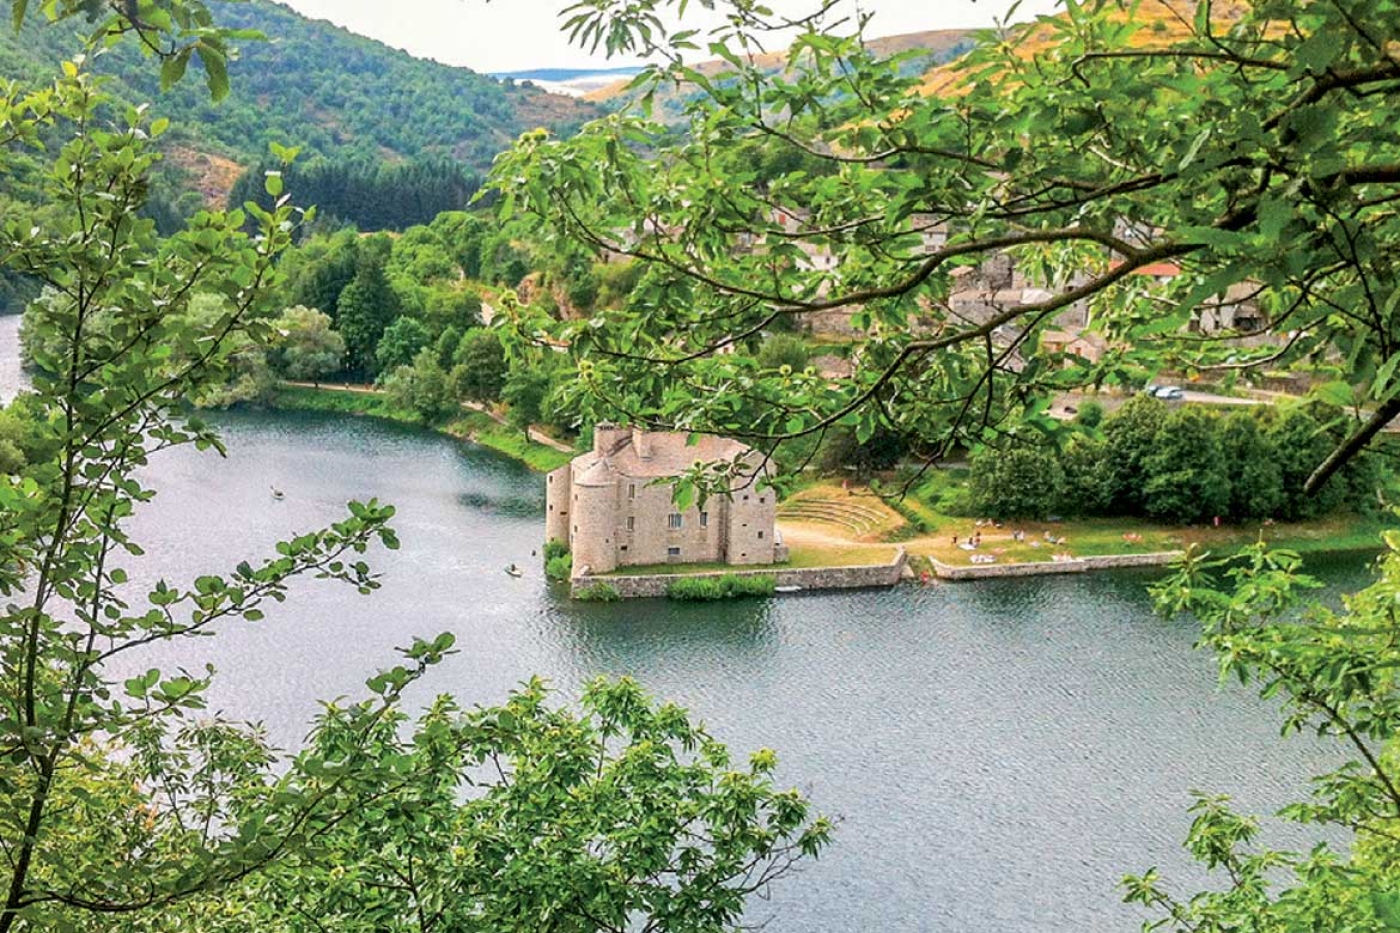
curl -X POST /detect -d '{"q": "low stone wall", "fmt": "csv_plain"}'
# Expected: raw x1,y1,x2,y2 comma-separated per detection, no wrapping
929,551,1181,581
573,549,907,599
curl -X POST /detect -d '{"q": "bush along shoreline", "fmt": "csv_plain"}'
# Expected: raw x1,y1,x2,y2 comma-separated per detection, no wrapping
666,574,778,601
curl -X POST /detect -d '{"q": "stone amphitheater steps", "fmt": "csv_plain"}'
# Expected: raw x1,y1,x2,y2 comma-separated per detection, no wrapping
777,498,901,537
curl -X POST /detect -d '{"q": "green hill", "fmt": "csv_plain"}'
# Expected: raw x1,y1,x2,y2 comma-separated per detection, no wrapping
0,0,596,207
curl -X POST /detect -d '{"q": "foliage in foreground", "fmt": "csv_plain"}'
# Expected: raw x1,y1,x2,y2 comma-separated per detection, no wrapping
233,676,830,933
494,0,1400,504
1134,535,1400,929
0,20,824,931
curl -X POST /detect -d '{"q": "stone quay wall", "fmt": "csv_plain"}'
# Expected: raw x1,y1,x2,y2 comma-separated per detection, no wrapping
573,549,907,599
929,551,1181,581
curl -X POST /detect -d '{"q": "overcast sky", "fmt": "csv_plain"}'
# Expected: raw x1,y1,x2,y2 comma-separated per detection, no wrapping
279,0,1064,73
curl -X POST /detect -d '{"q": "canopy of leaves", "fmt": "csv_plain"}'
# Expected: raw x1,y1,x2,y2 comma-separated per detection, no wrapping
491,0,1400,502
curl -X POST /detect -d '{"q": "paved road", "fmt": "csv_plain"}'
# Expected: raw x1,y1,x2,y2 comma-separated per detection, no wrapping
1050,388,1261,419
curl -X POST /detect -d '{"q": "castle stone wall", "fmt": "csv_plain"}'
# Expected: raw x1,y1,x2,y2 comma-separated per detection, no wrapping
573,549,906,599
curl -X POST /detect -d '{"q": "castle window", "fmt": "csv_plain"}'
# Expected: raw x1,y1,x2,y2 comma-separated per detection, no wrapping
668,546,681,557
743,494,750,501
759,497,765,504
758,531,764,539
700,511,709,528
549,505,553,512
627,516,635,531
668,513,683,530
628,483,636,499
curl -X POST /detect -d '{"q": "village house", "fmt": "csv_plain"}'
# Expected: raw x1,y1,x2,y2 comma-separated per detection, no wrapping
546,425,786,575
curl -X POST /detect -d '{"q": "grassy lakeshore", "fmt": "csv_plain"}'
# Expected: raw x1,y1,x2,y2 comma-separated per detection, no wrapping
268,384,575,472
264,392,1390,573
777,481,1395,571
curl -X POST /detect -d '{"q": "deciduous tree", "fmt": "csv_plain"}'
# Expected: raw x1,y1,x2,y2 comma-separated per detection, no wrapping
494,0,1400,500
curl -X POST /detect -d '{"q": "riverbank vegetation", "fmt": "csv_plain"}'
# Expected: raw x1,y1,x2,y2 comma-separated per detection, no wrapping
270,384,575,472
666,574,777,601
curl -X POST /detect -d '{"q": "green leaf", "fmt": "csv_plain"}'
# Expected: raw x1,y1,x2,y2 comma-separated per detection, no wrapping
160,48,192,91
201,45,229,101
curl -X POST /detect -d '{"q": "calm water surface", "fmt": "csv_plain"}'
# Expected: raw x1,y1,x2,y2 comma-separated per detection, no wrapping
0,315,21,403
0,319,1374,931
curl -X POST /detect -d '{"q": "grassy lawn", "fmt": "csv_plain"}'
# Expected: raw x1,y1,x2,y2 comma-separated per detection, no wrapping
783,474,1394,567
909,512,1392,566
597,544,895,577
785,543,897,568
271,384,418,425
271,385,575,473
445,413,575,472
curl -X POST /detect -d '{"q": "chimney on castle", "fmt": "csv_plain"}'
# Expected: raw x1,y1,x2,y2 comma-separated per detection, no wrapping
593,422,628,456
632,427,652,460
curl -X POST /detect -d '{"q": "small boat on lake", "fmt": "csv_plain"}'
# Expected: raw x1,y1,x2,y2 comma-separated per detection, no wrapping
505,564,523,578
775,585,803,593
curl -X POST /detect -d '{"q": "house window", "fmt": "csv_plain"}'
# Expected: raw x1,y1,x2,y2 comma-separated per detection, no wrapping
700,511,709,528
627,516,635,531
668,513,683,530
628,483,636,499
668,546,681,557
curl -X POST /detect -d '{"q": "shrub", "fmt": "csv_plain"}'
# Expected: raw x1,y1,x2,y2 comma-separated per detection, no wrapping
545,554,573,582
1074,399,1105,429
726,574,777,597
667,573,777,601
870,478,936,534
666,577,727,601
575,582,621,602
543,539,570,562
968,445,1065,520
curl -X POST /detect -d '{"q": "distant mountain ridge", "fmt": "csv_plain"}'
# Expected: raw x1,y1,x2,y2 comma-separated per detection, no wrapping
583,28,977,111
493,67,645,82
0,0,597,208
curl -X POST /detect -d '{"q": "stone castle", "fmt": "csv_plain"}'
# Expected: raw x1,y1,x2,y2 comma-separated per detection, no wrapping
546,425,785,575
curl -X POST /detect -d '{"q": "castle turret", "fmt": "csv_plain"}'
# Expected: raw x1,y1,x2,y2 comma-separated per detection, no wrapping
544,464,571,544
571,459,618,574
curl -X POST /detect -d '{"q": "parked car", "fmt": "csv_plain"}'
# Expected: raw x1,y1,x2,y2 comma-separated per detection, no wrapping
1152,385,1185,400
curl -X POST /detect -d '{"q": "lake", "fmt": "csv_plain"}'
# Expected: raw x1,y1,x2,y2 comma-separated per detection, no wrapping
0,316,1372,931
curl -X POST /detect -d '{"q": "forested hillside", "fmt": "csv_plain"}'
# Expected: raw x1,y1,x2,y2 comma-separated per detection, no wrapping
0,0,594,209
